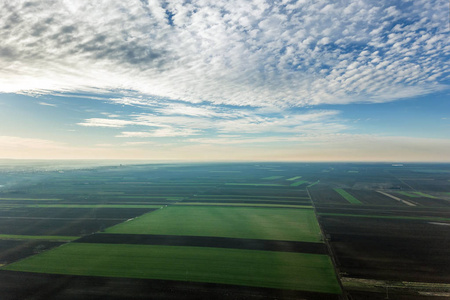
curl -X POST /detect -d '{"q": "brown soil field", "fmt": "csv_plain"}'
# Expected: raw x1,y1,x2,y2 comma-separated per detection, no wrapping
0,270,341,300
0,240,64,265
320,215,450,283
75,233,328,254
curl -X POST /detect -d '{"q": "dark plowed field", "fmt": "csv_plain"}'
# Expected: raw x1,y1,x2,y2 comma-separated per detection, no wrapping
308,188,349,205
0,218,123,236
320,216,450,283
209,188,308,198
315,206,450,218
348,290,450,300
0,270,341,300
344,190,402,206
180,199,311,205
75,233,328,254
0,208,157,219
0,240,64,265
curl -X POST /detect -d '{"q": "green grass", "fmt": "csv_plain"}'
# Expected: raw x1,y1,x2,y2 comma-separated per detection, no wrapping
262,176,284,180
175,203,313,209
286,176,302,181
397,191,421,198
225,183,285,187
2,243,341,294
290,181,308,187
413,192,437,199
106,206,323,242
25,204,163,209
0,234,77,241
334,189,362,204
0,198,61,201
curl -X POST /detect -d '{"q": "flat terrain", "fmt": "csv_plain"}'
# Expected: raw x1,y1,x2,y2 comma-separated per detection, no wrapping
106,206,322,242
3,243,341,294
1,162,449,299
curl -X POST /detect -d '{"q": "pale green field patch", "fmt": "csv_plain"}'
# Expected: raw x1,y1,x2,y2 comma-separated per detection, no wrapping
106,206,322,242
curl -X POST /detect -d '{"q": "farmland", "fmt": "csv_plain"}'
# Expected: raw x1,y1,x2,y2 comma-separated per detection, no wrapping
106,206,322,242
3,243,340,294
0,162,449,299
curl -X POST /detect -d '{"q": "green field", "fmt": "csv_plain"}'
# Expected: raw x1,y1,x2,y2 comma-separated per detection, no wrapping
2,243,341,294
413,192,437,199
334,189,362,204
307,181,320,187
290,180,308,187
0,234,77,241
397,191,420,198
287,176,302,181
262,176,284,180
106,206,323,242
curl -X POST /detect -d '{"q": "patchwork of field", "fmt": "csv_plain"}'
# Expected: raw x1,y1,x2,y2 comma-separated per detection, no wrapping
1,162,449,299
0,163,343,299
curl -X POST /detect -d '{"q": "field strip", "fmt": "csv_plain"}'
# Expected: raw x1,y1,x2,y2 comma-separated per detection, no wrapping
413,192,437,199
0,198,62,201
185,198,310,203
262,176,284,180
193,195,310,199
287,176,302,181
225,183,285,187
377,191,416,206
397,191,421,198
24,204,163,209
76,233,327,254
0,216,127,221
290,180,308,187
0,234,77,241
318,213,450,222
182,201,312,206
2,243,342,294
334,189,362,204
307,181,320,187
174,203,313,209
342,277,450,295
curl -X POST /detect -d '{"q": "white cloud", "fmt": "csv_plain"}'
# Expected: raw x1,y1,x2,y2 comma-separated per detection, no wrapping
117,128,200,138
38,102,57,107
0,0,448,107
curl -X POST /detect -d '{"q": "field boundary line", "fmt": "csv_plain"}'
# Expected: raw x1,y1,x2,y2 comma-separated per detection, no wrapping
307,187,348,300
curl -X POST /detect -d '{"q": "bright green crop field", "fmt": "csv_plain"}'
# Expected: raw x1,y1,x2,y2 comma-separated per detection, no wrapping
290,180,308,187
334,189,362,204
2,243,341,294
106,206,323,242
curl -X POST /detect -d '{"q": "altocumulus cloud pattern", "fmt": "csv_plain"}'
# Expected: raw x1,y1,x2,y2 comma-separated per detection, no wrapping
0,0,449,107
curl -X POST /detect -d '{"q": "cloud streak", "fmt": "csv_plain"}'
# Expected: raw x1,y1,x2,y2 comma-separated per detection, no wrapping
0,0,448,107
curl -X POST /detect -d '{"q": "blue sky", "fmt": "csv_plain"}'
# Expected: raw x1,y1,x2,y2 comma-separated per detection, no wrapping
0,0,449,161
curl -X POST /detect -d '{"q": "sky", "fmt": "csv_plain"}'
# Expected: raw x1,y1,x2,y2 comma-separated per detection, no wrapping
0,0,449,162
